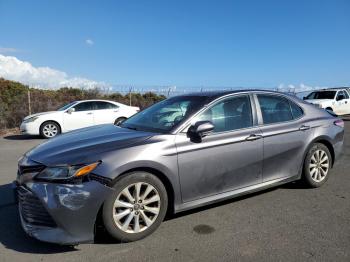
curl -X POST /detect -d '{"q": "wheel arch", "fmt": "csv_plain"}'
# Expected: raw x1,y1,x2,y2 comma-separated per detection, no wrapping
307,136,335,167
39,120,62,133
113,167,176,216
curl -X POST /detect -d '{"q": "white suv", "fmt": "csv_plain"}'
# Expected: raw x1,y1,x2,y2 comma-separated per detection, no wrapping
20,100,140,138
304,89,350,115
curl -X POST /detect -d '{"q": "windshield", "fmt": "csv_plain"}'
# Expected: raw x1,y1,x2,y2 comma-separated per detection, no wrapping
306,91,336,100
121,96,208,133
57,101,77,111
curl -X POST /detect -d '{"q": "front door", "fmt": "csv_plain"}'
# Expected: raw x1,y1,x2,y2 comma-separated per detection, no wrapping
176,94,263,203
333,90,350,115
63,101,95,131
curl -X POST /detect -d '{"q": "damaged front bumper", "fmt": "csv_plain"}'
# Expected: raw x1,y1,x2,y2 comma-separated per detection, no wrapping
14,180,114,245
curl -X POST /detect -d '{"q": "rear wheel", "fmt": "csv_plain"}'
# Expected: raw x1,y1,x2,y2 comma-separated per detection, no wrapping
302,143,332,188
40,121,61,138
102,172,168,242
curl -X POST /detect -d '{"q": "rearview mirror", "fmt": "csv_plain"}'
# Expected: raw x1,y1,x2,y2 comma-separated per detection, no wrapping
66,108,75,114
187,121,214,142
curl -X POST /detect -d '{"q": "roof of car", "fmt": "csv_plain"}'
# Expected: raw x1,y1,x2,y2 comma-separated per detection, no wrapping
75,99,119,103
176,89,291,101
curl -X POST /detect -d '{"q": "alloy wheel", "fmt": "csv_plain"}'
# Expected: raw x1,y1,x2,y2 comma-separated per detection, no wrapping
309,149,329,182
42,124,58,137
113,182,161,233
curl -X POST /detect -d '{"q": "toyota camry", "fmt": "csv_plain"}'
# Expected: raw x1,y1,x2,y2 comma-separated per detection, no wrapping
14,90,344,244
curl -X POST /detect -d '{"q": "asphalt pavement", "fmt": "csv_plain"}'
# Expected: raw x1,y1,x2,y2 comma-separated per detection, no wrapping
0,122,349,262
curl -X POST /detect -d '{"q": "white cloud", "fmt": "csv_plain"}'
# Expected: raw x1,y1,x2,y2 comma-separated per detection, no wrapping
0,54,108,89
0,47,19,54
277,83,329,93
85,39,94,46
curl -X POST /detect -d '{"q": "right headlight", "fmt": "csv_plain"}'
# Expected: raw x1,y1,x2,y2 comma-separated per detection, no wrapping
23,116,39,123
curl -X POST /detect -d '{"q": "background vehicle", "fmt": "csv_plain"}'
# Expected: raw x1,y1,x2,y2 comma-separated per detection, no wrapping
20,100,140,138
303,88,350,115
15,90,344,244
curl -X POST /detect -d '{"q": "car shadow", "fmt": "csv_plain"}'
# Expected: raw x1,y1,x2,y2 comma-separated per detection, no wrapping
3,135,42,140
0,183,78,254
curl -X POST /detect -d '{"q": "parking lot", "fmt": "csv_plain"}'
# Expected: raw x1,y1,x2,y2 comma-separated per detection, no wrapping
0,121,349,262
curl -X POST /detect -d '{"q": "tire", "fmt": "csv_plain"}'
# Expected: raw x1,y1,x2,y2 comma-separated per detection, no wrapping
102,171,168,242
114,117,127,126
40,121,61,138
302,143,332,188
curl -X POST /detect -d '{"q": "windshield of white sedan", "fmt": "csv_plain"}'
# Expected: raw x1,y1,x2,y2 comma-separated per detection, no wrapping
306,91,336,100
121,96,207,133
57,102,77,111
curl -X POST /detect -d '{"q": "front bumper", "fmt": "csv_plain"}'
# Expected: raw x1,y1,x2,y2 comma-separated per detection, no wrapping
20,121,40,135
14,180,114,245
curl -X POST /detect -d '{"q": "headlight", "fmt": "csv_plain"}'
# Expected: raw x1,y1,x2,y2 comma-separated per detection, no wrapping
35,162,100,180
24,116,39,123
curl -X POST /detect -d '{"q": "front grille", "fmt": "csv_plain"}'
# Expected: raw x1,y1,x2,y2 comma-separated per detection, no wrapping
18,186,57,228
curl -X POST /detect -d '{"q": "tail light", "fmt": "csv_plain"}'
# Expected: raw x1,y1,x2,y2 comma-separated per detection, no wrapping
334,119,344,128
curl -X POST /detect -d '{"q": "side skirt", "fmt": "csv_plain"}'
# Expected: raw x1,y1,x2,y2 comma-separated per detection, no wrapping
175,175,300,213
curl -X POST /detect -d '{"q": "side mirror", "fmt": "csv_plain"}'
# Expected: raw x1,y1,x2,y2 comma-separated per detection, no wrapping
187,121,214,142
66,108,75,114
303,96,307,100
337,96,344,101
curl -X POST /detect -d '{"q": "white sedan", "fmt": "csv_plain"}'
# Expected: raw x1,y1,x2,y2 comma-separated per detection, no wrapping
20,100,140,138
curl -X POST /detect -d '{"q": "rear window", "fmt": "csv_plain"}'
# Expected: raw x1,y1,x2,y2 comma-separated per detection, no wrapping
257,95,293,124
290,101,303,119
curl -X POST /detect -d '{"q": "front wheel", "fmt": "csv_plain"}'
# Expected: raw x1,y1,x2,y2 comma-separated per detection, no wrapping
302,143,332,188
40,121,61,138
102,172,168,242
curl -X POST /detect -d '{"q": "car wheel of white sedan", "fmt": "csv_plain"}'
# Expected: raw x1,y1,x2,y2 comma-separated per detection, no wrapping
40,121,61,139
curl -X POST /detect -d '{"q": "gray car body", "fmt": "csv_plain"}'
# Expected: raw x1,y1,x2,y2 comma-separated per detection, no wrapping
16,90,344,244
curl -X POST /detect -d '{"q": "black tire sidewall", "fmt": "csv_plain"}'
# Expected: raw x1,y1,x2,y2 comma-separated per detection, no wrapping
303,143,332,188
102,172,168,242
40,121,61,139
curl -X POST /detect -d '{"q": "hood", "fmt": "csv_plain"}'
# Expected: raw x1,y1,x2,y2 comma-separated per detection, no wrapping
24,111,59,120
305,99,333,104
26,124,154,166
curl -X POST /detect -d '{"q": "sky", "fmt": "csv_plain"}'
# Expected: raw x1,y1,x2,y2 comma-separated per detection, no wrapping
0,0,349,90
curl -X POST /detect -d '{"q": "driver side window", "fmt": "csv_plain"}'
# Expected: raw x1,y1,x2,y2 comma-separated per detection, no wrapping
195,95,253,133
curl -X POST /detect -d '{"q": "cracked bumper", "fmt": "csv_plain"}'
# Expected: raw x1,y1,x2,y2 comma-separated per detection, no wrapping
15,180,114,245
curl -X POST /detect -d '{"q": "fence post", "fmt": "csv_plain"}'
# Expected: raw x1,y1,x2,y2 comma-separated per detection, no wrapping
129,87,132,106
27,89,32,115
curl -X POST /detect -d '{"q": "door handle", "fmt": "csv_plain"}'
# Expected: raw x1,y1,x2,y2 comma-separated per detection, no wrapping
245,134,263,141
86,112,93,115
299,125,310,131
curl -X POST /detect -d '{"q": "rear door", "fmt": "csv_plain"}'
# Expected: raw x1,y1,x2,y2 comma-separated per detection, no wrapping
93,101,119,125
255,94,313,182
63,101,95,131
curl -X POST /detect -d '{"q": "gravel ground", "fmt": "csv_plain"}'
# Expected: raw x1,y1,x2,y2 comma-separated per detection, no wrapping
0,121,349,262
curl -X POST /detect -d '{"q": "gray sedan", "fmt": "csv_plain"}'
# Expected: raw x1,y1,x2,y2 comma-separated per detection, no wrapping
14,90,344,244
